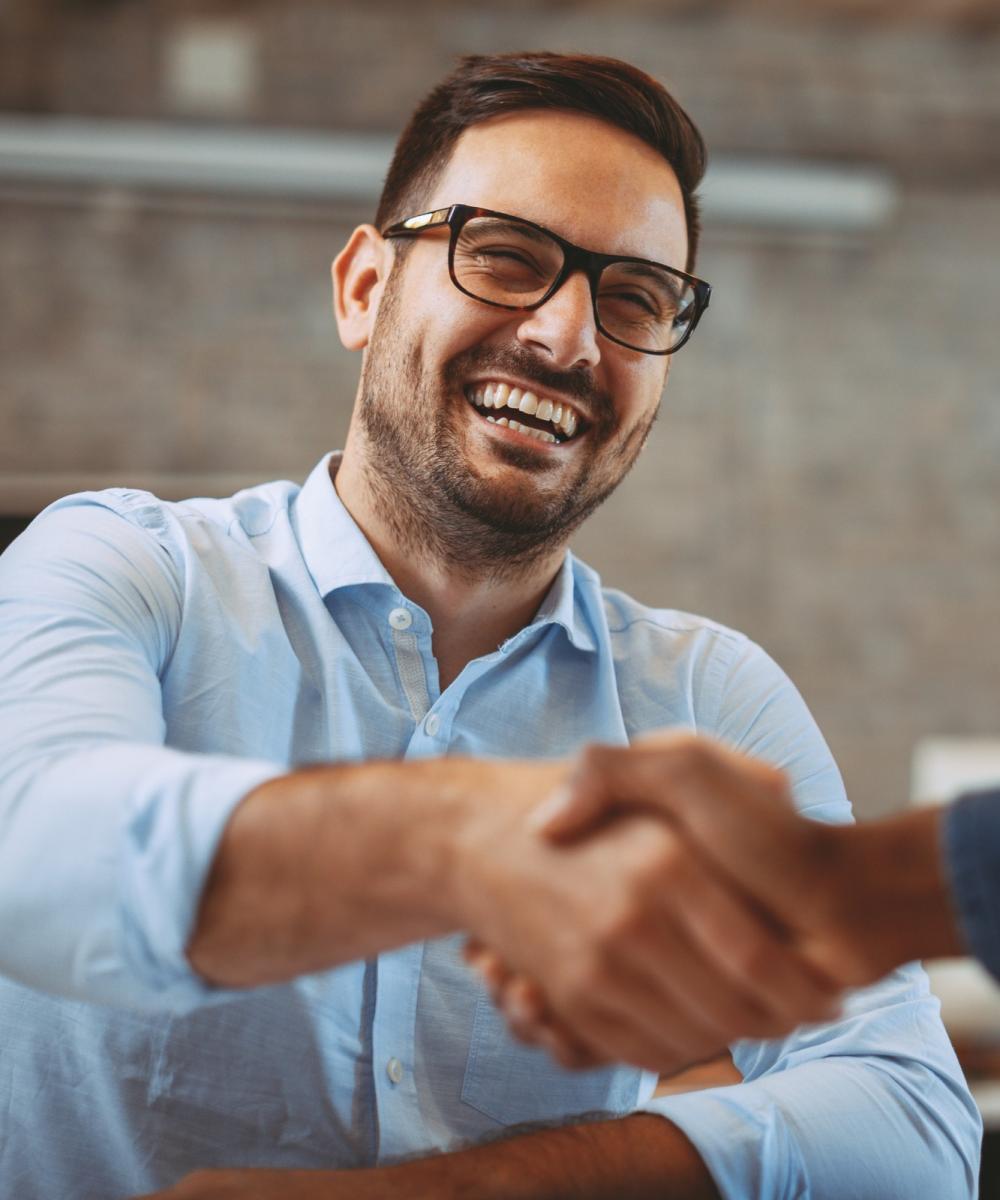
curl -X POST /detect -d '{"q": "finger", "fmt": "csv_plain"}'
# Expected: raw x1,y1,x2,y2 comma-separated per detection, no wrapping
531,736,716,842
462,937,485,961
533,1021,609,1071
498,977,546,1044
493,975,611,1069
527,779,605,840
558,950,728,1076
618,908,797,1045
577,739,830,933
502,975,547,1025
479,951,513,993
675,856,842,1028
464,943,514,995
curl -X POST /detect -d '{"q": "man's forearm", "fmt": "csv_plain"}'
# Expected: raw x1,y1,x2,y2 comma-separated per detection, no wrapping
142,1114,721,1199
187,757,555,987
390,1113,720,1200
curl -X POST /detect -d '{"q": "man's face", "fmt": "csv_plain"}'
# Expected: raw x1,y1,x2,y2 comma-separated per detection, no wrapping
356,109,690,564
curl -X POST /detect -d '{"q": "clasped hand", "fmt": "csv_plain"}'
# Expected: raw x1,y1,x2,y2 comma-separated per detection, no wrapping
465,733,873,1074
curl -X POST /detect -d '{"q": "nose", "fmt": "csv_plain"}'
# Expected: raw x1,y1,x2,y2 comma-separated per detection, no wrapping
514,270,601,371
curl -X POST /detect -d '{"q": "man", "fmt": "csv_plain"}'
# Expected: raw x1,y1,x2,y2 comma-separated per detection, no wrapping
0,52,980,1199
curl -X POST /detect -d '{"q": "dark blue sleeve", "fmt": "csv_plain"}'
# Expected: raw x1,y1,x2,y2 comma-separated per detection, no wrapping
942,787,1000,983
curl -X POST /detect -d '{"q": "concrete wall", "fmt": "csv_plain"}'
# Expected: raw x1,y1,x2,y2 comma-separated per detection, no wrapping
2,0,998,816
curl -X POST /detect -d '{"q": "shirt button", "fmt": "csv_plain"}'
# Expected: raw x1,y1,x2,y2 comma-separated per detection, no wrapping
388,606,412,631
424,712,441,737
386,1057,404,1084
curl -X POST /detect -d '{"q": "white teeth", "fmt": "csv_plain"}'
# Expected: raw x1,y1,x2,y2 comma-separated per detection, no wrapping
496,417,509,427
506,419,557,445
469,381,581,442
486,415,496,423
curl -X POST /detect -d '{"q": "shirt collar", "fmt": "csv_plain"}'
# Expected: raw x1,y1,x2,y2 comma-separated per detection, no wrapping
528,551,598,654
294,452,396,597
293,452,598,653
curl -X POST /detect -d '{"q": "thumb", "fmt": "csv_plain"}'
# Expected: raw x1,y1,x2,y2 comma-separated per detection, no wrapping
527,780,610,841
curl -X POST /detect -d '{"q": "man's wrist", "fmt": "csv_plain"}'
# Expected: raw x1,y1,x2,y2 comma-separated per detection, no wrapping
445,759,568,933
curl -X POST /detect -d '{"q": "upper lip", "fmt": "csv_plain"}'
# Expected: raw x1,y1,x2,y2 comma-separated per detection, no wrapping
463,375,590,426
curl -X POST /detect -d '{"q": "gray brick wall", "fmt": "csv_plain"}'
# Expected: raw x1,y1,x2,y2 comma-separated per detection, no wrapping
2,0,998,817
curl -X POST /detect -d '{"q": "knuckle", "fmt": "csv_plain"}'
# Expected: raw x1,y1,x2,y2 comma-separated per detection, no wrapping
674,733,709,768
578,742,613,774
761,762,792,803
597,895,647,946
648,834,689,887
733,936,776,985
562,948,609,1008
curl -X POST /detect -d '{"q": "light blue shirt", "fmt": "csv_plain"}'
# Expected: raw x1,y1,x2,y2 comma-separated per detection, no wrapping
0,453,980,1199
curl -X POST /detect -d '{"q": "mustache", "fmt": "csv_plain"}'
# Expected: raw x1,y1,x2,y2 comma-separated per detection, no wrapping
444,345,616,429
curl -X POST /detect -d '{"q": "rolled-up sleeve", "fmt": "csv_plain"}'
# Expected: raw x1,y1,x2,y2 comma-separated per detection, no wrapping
943,787,1000,985
0,501,284,1011
646,970,980,1199
640,634,981,1198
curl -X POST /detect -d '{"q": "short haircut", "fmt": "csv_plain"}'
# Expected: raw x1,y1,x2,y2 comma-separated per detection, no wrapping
376,51,707,272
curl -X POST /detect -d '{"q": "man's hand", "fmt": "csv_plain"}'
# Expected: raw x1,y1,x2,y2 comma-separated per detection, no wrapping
471,733,965,1064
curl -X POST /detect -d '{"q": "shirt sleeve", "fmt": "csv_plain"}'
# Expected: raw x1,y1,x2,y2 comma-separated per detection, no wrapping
0,498,286,1012
943,786,1000,984
640,634,982,1199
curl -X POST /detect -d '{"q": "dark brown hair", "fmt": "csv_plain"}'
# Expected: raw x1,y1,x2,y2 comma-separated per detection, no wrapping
376,51,707,271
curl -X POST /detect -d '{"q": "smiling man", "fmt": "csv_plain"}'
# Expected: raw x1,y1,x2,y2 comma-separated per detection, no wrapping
0,52,980,1200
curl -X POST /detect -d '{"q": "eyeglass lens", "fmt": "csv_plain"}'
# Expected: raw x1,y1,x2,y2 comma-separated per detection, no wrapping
452,215,696,353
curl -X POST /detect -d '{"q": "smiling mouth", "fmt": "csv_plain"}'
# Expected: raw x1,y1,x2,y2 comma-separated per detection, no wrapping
465,381,583,445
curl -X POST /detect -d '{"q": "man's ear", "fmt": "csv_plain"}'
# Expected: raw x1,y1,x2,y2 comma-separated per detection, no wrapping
332,225,394,351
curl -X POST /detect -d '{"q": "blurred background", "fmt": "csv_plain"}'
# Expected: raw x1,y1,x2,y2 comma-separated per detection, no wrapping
0,0,998,825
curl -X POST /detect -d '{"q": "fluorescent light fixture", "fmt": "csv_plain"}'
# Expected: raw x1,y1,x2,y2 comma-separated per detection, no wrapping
0,115,896,231
702,158,897,232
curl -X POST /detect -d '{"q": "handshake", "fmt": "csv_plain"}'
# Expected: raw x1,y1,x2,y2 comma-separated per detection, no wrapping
459,732,960,1076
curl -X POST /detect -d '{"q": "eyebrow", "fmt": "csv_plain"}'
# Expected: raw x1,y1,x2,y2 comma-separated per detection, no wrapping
468,217,556,248
611,261,684,297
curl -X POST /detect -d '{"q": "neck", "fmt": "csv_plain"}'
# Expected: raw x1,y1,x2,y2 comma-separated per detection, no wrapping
333,439,567,688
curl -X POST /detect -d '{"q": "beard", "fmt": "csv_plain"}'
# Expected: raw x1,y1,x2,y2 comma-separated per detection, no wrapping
354,265,658,580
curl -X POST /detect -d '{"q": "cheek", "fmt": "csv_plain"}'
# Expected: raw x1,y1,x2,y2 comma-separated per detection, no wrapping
617,361,666,421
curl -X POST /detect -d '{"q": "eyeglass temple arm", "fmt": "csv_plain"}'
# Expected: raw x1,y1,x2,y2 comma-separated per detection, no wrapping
381,208,454,238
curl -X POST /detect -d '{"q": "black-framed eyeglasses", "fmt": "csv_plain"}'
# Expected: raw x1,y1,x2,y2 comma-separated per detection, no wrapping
381,203,711,356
